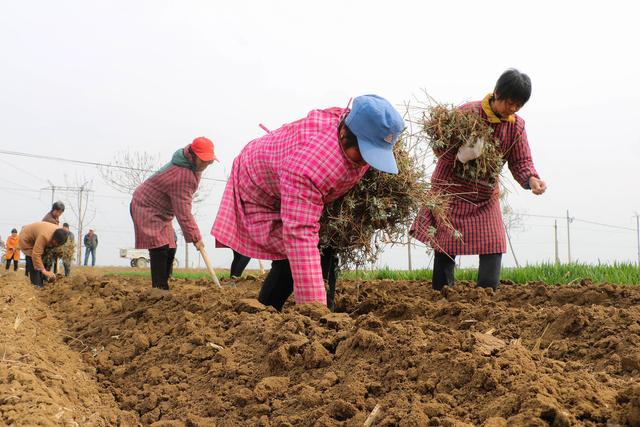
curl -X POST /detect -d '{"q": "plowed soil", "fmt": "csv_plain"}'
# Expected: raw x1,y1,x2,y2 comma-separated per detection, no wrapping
2,270,640,426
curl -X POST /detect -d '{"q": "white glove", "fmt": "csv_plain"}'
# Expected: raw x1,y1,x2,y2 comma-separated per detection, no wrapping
456,138,485,164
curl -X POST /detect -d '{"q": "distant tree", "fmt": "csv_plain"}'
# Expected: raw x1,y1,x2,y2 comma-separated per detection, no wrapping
99,151,209,268
98,151,162,195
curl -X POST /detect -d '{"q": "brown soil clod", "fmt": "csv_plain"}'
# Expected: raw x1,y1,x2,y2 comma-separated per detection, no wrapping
2,272,640,425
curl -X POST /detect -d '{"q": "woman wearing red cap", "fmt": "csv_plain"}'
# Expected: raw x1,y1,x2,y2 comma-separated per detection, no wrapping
131,137,216,289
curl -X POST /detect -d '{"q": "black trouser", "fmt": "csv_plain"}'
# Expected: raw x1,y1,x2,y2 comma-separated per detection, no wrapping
44,258,58,274
5,259,18,271
25,256,44,287
320,248,338,311
63,261,71,277
432,251,502,291
149,245,176,290
258,248,339,311
230,250,251,278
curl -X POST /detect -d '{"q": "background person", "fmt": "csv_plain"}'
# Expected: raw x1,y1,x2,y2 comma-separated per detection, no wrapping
62,223,75,276
83,229,98,266
131,137,216,290
4,228,20,271
43,200,65,273
42,201,65,225
18,222,68,287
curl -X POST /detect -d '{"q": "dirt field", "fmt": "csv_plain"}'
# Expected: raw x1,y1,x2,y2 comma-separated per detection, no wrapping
2,269,640,426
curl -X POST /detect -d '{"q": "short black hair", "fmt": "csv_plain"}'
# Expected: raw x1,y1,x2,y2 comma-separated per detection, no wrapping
52,229,69,246
52,201,65,212
338,120,359,150
11,228,17,233
494,68,532,106
62,223,70,228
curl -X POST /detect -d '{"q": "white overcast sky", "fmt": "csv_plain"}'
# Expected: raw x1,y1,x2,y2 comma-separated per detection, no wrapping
1,1,639,269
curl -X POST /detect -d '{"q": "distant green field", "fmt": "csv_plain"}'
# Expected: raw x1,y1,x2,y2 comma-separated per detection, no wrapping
341,262,640,284
109,262,640,285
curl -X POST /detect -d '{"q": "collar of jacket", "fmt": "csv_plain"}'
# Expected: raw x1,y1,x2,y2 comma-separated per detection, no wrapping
171,147,197,171
482,93,516,124
152,146,197,178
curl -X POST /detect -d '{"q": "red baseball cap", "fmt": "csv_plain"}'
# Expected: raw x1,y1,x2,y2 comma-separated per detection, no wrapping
190,137,217,162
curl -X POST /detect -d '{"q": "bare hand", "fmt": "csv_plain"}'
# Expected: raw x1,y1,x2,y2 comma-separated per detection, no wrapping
43,270,56,280
529,176,547,195
194,240,205,251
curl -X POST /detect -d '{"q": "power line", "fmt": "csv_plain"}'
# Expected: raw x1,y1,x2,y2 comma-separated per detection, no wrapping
572,218,635,232
0,158,48,184
0,186,40,193
0,149,228,183
520,213,565,220
520,212,635,232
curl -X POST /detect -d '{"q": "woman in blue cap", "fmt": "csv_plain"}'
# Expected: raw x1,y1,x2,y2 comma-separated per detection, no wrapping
212,94,404,310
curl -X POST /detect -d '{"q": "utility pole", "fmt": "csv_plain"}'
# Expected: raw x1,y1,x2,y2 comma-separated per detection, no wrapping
554,220,560,264
407,227,413,271
566,210,573,264
76,184,86,264
504,224,520,268
42,180,56,206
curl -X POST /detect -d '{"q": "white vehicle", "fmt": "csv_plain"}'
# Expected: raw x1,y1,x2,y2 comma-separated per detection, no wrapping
119,248,179,268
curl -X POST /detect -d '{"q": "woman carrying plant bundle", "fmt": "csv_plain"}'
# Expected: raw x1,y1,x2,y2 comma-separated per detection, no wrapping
131,137,217,290
412,69,547,291
211,95,404,310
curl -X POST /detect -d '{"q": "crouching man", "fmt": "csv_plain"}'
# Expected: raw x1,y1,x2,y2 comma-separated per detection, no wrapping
18,222,69,288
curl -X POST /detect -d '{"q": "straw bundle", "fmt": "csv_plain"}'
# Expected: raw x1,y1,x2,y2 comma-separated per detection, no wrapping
319,139,454,268
422,105,504,184
43,239,76,265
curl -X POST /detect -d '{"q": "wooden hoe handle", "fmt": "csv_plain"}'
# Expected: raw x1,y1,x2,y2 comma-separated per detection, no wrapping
197,246,222,289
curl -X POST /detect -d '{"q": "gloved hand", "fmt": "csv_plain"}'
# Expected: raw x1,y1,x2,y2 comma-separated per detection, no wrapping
456,138,485,164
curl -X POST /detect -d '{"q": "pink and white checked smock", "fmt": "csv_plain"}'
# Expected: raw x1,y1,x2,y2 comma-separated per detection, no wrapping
211,107,368,304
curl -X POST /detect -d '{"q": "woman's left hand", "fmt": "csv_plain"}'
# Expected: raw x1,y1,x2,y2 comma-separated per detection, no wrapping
529,176,547,195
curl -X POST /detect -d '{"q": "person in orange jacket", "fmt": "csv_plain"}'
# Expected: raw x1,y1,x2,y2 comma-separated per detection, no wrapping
4,228,20,271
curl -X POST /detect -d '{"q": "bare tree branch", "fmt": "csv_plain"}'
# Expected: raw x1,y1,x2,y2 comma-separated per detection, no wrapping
98,151,162,195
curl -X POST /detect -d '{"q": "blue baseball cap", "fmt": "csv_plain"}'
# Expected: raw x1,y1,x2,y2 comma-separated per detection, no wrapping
345,94,404,174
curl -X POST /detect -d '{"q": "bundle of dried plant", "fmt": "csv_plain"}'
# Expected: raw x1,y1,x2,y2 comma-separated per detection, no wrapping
422,104,504,184
319,137,455,268
43,239,76,265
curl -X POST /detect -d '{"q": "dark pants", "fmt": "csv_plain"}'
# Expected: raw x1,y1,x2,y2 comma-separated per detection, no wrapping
84,247,96,266
432,251,502,291
230,250,251,278
25,256,44,288
44,258,58,274
5,259,18,271
320,248,338,311
63,261,71,277
149,245,176,290
257,248,339,311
